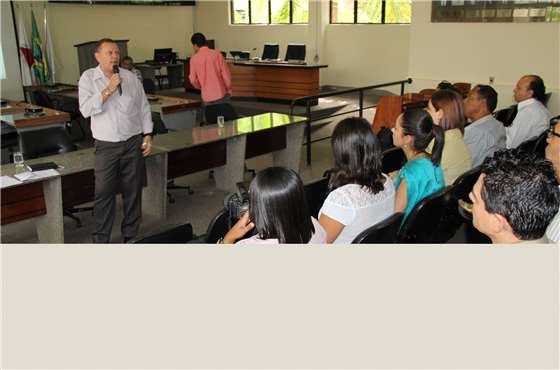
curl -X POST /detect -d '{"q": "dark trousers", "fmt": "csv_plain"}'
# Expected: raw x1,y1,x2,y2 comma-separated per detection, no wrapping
93,135,144,243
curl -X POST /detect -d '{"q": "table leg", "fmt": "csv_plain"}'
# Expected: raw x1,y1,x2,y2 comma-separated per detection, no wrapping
273,123,305,173
36,177,64,243
143,152,167,220
214,135,246,193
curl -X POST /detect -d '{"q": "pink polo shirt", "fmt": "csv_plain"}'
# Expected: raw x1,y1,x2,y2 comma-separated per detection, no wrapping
189,46,232,103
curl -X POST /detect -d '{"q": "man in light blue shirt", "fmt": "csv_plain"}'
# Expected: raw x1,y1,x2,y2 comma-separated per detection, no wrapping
463,85,506,167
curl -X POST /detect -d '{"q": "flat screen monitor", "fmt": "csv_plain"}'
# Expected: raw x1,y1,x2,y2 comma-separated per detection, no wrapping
261,43,279,60
285,43,305,61
154,48,173,63
207,39,215,49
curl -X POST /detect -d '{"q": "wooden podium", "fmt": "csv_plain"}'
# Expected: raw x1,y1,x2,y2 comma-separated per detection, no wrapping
184,59,327,102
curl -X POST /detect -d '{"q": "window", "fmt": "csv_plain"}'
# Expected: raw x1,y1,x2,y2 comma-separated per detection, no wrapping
231,0,309,24
330,0,411,24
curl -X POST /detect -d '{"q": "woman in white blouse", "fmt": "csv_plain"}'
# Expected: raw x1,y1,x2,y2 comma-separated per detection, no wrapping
319,117,395,244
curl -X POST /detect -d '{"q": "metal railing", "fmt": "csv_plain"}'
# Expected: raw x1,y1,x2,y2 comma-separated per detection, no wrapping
289,78,413,165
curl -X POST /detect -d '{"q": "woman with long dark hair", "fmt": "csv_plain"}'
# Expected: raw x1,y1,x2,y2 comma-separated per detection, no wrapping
319,117,395,243
392,109,446,220
221,167,326,244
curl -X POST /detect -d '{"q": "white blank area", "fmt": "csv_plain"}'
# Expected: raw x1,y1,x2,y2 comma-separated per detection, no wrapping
2,245,558,369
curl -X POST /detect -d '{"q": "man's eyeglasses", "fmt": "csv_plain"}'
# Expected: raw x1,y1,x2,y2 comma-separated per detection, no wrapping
547,127,560,139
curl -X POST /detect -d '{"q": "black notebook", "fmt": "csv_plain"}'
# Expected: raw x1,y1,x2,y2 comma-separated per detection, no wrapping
26,162,58,172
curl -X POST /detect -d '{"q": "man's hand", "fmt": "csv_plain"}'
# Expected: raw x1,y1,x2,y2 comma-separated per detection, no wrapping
107,73,121,93
141,135,152,157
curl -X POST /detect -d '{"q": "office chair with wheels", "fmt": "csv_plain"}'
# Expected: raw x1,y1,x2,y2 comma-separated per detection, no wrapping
204,103,237,124
19,126,93,227
352,212,404,244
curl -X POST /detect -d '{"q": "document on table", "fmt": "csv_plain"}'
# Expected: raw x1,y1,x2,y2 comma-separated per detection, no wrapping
0,175,22,189
13,169,60,182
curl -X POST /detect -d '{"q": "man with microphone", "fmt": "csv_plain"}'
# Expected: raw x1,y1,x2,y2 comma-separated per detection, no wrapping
79,38,153,243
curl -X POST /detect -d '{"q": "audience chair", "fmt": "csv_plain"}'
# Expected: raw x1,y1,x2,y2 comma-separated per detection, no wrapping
531,130,549,158
167,64,184,89
130,223,194,243
452,82,471,97
382,147,406,174
494,104,517,127
304,176,330,218
198,208,230,244
402,93,425,109
544,92,552,107
419,88,436,100
352,213,404,244
398,187,451,243
204,103,237,124
372,95,402,135
19,126,93,227
517,135,541,154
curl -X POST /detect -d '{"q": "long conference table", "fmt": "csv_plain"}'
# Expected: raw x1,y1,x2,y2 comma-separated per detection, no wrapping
0,112,307,243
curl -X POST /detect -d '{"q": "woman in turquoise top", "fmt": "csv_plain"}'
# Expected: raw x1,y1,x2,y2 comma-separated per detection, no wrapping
392,108,446,220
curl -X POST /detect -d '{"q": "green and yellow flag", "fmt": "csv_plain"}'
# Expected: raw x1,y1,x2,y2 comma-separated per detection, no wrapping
31,11,49,84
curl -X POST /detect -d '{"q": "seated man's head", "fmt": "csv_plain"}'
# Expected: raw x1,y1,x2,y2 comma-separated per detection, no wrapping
469,149,560,244
464,84,498,122
514,75,546,104
121,56,134,71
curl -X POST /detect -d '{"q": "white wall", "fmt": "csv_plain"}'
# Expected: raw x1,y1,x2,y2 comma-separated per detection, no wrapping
1,0,24,101
13,1,195,84
408,1,560,114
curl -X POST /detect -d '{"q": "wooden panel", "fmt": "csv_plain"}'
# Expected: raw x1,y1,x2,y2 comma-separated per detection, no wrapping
1,182,46,225
245,127,286,159
256,68,319,83
168,141,227,179
62,170,95,208
372,96,403,134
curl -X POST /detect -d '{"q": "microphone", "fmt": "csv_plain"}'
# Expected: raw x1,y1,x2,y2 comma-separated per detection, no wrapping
112,64,122,95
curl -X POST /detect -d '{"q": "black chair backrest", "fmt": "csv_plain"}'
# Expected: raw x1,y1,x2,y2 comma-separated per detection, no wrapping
205,208,230,243
31,90,55,109
517,135,540,153
451,166,481,203
20,126,77,160
398,187,450,243
132,223,194,243
544,92,552,107
143,79,156,94
532,130,548,158
494,104,517,127
304,177,330,218
352,212,404,244
382,147,406,174
204,103,237,124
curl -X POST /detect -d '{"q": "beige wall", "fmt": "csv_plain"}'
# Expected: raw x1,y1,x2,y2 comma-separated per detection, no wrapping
14,1,194,84
2,0,24,100
408,1,560,114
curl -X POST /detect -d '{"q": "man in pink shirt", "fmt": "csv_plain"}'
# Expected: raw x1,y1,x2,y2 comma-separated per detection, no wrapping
189,33,234,123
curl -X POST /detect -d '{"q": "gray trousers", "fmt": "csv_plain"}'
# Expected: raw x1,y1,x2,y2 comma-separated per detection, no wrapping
93,135,144,243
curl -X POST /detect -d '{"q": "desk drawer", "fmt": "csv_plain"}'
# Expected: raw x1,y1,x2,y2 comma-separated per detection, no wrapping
246,126,286,159
1,182,46,225
168,141,227,179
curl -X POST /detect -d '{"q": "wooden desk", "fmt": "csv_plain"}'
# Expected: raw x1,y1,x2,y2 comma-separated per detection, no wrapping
0,112,306,243
37,85,202,131
184,60,327,102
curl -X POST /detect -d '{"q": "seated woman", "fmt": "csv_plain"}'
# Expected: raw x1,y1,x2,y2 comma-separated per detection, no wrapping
221,167,326,244
392,109,446,221
319,117,395,244
427,89,473,185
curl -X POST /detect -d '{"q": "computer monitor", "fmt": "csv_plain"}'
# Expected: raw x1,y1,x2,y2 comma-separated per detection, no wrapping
154,48,173,63
261,43,279,60
285,43,306,61
207,39,215,49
